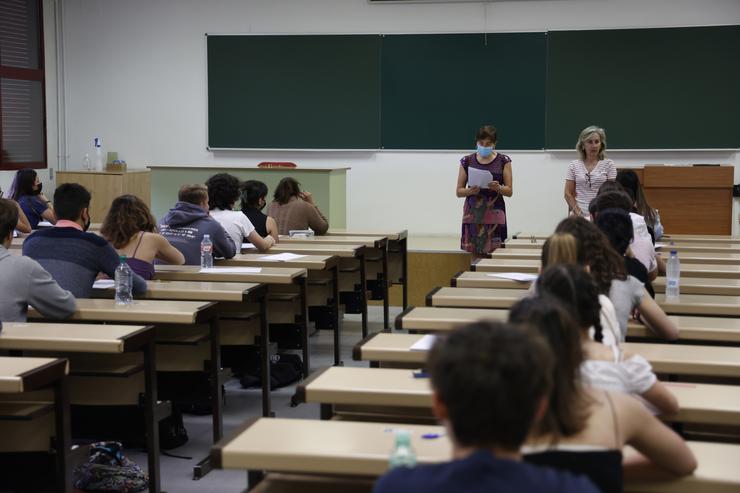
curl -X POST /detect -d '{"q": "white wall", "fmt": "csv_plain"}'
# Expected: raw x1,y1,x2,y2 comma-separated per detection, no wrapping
38,0,740,235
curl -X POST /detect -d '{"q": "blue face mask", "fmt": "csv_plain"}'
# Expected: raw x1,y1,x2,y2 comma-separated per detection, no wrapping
477,144,494,158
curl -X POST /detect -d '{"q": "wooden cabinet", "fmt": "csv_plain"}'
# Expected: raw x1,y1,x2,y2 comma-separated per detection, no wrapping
55,170,151,222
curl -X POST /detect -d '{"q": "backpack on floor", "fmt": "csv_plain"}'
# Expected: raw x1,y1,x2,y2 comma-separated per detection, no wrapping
240,353,303,390
73,441,148,493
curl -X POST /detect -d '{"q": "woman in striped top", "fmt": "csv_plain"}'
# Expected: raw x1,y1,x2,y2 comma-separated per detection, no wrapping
564,126,616,218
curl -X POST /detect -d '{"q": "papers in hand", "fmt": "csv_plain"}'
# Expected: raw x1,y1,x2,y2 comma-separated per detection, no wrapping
259,253,306,261
467,167,493,189
410,334,437,351
487,272,538,282
199,267,262,274
93,279,116,289
241,243,257,250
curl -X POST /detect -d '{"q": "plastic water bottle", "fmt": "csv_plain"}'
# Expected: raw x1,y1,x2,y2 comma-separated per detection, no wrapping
666,250,680,299
114,255,133,305
200,234,213,268
389,429,416,469
94,137,104,171
654,209,664,240
82,153,92,171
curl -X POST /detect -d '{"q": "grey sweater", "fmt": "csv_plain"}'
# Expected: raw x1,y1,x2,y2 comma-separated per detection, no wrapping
0,246,76,323
159,201,236,265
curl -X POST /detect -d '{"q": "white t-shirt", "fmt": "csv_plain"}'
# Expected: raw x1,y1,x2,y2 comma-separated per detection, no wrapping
629,212,657,273
566,159,617,215
210,209,255,250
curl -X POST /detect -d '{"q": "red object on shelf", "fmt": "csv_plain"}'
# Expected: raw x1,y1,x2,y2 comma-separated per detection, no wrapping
257,162,297,168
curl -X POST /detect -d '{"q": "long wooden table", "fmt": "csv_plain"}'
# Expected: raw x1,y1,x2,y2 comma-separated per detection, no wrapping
0,357,70,493
28,298,221,480
512,232,740,244
506,238,740,254
219,254,343,366
296,366,740,426
395,306,740,345
491,249,740,266
0,324,160,492
427,286,740,317
328,229,409,309
211,418,740,493
353,332,740,380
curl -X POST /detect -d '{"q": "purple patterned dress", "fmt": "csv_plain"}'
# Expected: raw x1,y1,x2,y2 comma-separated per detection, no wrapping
460,153,510,255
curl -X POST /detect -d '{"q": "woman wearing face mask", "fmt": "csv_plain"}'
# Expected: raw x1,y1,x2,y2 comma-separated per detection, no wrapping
9,168,56,229
240,180,279,243
564,126,616,218
456,125,513,257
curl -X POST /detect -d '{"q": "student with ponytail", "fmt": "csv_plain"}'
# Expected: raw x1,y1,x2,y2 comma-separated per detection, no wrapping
509,296,695,492
535,265,679,416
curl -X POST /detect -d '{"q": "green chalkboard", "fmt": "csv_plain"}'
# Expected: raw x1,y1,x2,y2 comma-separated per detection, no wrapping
381,33,547,150
207,35,381,149
546,26,740,149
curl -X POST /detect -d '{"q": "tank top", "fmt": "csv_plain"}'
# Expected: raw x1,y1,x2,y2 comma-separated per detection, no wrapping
242,207,268,238
125,232,155,280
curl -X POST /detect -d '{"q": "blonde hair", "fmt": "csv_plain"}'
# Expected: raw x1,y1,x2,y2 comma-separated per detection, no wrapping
576,126,607,161
541,233,579,269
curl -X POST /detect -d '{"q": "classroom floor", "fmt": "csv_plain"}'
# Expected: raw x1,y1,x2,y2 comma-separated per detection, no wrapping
128,305,404,493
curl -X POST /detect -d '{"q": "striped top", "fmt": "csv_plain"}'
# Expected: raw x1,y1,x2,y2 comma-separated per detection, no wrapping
566,159,616,216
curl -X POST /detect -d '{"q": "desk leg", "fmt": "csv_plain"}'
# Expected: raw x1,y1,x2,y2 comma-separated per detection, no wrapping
194,315,222,480
332,265,342,366
143,340,161,493
299,277,310,377
248,470,264,491
53,377,72,493
360,253,368,338
260,293,273,417
401,238,409,311
382,244,390,331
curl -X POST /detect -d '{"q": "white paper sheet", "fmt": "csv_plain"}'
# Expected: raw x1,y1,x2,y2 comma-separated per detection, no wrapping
199,267,262,274
487,272,538,282
259,253,306,262
241,243,257,250
654,243,666,249
93,279,116,289
410,334,437,351
467,167,494,189
37,221,53,228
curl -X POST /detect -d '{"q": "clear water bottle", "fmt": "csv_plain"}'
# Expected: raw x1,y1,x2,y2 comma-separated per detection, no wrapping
114,255,133,305
654,209,664,240
389,429,416,469
93,137,104,171
200,234,213,268
666,250,680,299
82,153,92,171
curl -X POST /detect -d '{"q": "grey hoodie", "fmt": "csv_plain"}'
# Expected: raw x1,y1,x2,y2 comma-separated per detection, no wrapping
159,201,236,265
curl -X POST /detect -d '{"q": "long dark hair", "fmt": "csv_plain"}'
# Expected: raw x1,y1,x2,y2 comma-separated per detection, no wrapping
555,216,626,294
509,296,590,440
273,177,301,205
616,169,657,228
100,195,157,248
241,180,268,210
9,169,37,200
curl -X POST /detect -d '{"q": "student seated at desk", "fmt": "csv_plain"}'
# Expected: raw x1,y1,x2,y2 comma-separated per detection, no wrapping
9,168,56,229
240,180,279,241
22,183,147,298
205,173,275,252
100,195,185,279
509,297,696,492
534,265,679,416
267,177,329,236
0,199,75,322
374,321,600,493
159,184,236,264
555,216,678,341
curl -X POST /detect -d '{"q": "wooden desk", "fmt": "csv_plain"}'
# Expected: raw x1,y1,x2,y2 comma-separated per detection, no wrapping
513,232,740,245
28,298,221,480
396,306,740,345
56,170,150,223
0,357,70,493
279,236,390,331
0,324,160,492
247,243,370,336
93,280,276,418
354,332,740,380
505,238,740,255
154,265,313,376
296,367,740,426
219,254,343,366
328,229,409,309
491,249,740,266
212,418,740,493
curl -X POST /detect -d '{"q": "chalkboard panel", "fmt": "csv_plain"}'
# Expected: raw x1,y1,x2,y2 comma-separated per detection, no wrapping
546,26,740,149
381,33,546,150
207,35,381,149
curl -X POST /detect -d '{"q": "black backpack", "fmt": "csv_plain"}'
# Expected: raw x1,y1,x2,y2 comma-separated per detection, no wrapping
240,353,303,390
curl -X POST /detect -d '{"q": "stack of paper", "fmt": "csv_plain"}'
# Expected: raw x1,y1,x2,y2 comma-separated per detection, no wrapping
487,272,538,282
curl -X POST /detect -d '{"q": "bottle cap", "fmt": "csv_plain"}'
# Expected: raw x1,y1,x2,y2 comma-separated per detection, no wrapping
203,234,210,239
670,250,677,255
394,429,411,446
119,255,127,261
